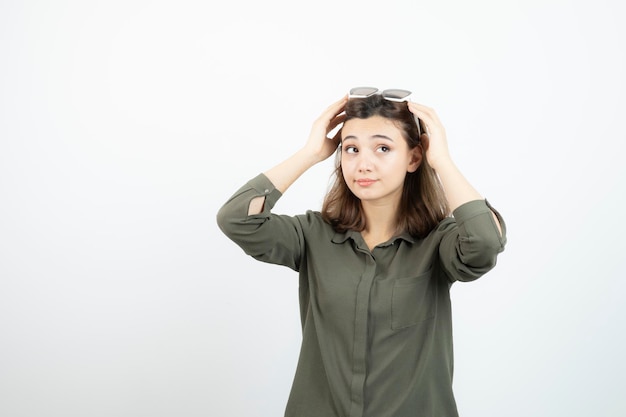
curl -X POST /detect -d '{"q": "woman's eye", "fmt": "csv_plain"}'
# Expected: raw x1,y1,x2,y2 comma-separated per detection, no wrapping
344,146,358,154
377,145,390,153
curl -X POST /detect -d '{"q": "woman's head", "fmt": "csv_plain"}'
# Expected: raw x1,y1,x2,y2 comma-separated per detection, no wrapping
344,93,422,148
321,94,449,238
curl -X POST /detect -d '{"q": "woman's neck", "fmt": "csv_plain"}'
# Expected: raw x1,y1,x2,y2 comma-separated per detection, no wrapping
361,200,399,249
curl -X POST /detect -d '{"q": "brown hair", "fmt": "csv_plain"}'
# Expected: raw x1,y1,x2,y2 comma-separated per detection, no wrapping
321,94,449,238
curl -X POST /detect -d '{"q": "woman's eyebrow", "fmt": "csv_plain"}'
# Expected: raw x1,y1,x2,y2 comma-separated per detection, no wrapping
342,134,394,141
371,134,394,141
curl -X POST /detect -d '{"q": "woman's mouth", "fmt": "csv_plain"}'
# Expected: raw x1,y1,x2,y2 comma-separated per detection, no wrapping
356,179,377,187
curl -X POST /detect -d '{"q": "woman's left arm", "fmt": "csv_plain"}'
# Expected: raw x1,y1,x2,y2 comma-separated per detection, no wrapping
407,102,503,235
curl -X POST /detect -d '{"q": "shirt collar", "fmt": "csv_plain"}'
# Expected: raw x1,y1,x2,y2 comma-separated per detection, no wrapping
331,230,416,246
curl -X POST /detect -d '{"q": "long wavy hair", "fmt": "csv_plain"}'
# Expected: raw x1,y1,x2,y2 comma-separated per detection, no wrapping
321,94,449,238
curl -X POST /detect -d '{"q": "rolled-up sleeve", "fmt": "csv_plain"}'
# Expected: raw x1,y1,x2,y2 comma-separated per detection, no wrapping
216,174,304,270
438,199,507,282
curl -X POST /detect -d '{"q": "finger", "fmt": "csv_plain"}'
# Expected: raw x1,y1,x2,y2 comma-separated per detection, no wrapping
314,97,347,128
328,113,346,133
324,95,348,117
326,114,346,141
320,98,347,138
419,132,430,150
330,127,343,145
407,101,435,114
408,103,443,137
407,102,441,125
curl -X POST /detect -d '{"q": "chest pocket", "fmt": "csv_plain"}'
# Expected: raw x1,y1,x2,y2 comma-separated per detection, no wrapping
391,270,436,330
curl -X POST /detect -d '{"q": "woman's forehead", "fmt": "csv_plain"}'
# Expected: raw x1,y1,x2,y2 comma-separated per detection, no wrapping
342,116,402,139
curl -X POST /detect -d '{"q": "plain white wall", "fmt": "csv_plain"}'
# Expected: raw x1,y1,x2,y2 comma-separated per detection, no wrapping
1,0,624,416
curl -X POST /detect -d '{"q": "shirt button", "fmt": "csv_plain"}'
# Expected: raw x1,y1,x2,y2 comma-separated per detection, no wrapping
264,189,270,194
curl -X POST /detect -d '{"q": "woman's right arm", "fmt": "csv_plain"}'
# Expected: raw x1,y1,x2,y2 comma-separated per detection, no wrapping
216,97,347,269
248,96,347,214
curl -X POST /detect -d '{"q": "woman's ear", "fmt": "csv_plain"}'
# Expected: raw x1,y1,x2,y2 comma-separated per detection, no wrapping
407,144,423,173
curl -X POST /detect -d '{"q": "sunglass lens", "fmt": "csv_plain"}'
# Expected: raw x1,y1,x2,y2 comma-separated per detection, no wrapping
382,89,412,101
349,87,378,97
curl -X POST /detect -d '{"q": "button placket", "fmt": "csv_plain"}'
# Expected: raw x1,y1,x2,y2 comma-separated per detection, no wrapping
349,253,376,417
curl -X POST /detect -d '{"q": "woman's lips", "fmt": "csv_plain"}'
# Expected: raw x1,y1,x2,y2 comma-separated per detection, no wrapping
356,179,377,186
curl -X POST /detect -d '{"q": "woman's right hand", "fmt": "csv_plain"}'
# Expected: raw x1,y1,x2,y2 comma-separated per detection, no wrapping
260,96,348,196
303,96,348,163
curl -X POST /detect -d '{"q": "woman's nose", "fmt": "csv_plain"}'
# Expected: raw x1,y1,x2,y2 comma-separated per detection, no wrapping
357,152,373,172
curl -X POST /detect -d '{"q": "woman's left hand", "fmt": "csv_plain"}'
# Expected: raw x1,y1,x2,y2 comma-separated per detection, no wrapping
407,102,451,169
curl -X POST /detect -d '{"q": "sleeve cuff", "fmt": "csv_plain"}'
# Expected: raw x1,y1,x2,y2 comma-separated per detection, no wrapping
452,199,492,222
246,173,283,212
452,198,507,245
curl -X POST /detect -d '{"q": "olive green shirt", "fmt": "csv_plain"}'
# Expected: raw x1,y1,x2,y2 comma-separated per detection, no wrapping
217,174,507,417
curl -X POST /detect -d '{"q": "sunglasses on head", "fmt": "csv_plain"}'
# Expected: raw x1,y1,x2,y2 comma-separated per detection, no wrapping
348,87,412,102
347,86,424,137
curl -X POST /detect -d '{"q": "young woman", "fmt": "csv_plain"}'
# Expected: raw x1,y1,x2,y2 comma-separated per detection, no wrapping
217,88,507,417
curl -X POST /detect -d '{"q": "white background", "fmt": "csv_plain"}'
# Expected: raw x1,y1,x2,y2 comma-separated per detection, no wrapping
1,0,625,416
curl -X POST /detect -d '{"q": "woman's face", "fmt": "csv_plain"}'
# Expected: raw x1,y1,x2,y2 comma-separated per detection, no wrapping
341,115,421,205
